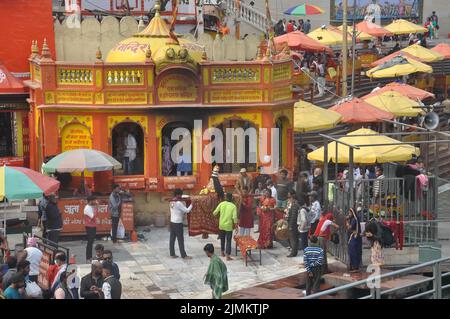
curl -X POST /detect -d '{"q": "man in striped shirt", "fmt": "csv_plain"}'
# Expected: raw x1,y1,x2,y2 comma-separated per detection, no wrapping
373,167,385,200
303,236,324,295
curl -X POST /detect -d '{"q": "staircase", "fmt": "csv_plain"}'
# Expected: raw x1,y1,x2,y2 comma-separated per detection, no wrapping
225,0,275,33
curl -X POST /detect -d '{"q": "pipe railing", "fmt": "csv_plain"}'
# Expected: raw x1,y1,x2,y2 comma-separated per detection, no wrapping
303,255,450,299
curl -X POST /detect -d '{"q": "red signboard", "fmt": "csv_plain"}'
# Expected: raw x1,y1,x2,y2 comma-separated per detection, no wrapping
113,176,146,190
0,157,24,167
58,197,134,235
38,248,52,290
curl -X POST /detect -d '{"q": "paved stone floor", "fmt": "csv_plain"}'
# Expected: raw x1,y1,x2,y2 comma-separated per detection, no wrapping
53,227,334,299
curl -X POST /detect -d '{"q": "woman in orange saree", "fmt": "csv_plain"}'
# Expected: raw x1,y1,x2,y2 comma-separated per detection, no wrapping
257,189,277,249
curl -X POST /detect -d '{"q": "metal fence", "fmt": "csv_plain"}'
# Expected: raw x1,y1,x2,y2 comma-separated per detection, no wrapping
325,174,439,265
303,255,450,299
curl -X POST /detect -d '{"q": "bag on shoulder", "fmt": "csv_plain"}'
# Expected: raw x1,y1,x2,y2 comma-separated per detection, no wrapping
330,232,340,245
367,219,394,248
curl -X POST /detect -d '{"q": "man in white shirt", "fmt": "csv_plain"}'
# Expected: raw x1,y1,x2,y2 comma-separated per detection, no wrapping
313,58,326,97
123,129,137,175
308,191,321,235
169,188,193,259
22,237,43,283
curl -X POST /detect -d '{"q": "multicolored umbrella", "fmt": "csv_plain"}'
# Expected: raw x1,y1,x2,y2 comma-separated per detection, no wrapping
43,149,122,173
0,166,60,201
284,4,324,16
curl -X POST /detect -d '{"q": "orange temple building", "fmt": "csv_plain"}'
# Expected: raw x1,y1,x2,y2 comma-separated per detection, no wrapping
25,6,295,230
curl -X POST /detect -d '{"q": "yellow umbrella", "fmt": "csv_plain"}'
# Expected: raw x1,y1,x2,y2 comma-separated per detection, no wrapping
294,100,342,132
366,55,432,78
337,25,374,41
384,19,427,35
363,91,424,117
307,26,350,46
401,44,444,63
307,128,419,164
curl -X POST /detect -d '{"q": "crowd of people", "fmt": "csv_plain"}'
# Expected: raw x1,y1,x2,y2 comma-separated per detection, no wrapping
0,241,122,299
274,18,312,36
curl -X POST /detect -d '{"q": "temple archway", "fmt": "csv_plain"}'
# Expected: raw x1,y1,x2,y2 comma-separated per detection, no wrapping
112,122,144,175
215,119,258,174
161,121,193,176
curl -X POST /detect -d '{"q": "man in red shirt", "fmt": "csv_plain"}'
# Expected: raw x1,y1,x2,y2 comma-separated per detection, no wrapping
286,20,294,33
47,252,66,288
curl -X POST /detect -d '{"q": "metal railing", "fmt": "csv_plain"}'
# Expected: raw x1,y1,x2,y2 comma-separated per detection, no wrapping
225,0,275,33
303,255,450,299
325,174,439,265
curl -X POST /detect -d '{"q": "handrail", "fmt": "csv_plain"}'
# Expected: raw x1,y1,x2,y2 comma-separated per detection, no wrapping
225,0,275,33
303,255,450,299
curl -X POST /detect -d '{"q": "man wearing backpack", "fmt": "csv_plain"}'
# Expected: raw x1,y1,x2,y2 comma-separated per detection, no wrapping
297,200,312,251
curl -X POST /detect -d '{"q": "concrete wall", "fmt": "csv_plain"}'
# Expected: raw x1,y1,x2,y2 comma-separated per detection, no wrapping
55,17,260,62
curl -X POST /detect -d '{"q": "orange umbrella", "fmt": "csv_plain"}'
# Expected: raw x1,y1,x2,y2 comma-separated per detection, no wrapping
329,98,394,123
274,31,332,53
371,51,426,67
431,43,450,59
356,20,394,37
362,82,435,101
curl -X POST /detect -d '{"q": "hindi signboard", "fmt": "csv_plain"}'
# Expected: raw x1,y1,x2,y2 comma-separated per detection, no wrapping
58,198,134,235
61,123,92,152
157,73,197,103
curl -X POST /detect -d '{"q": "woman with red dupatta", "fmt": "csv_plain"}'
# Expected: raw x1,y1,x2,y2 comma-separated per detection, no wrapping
257,189,277,249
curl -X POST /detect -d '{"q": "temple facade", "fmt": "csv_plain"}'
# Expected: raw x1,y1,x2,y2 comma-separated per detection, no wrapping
25,6,295,201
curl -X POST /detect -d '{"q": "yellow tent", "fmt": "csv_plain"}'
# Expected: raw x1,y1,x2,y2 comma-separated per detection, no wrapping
337,25,374,41
401,44,444,63
294,100,342,132
384,19,428,35
307,128,419,163
307,26,350,46
363,91,424,117
366,55,432,78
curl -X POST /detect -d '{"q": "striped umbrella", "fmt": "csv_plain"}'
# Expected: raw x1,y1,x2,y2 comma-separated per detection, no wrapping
43,149,122,174
0,166,60,201
284,3,324,16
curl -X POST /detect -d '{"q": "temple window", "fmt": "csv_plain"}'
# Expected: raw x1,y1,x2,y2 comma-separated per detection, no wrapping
112,122,144,176
0,112,14,157
215,120,257,174
161,122,193,177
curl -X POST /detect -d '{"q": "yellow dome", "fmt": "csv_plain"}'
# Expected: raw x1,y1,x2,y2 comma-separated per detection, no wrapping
106,9,204,73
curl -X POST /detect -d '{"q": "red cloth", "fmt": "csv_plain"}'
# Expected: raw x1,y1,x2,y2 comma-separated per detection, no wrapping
187,194,221,236
286,22,294,33
83,206,97,228
47,264,60,287
234,235,258,260
256,198,277,248
314,213,334,238
384,221,404,250
239,196,254,228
